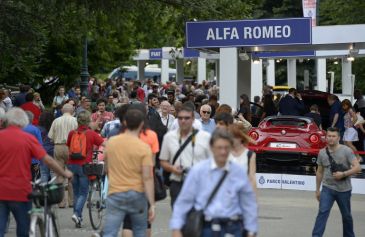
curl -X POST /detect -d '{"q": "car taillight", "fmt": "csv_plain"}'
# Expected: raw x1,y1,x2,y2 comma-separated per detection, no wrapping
250,131,259,141
309,134,319,144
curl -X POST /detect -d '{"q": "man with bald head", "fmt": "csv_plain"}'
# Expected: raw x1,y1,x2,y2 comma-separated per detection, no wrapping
159,100,175,131
200,104,216,134
48,103,78,208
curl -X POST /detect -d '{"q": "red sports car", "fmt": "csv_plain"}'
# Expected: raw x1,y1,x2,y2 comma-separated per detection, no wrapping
248,116,327,166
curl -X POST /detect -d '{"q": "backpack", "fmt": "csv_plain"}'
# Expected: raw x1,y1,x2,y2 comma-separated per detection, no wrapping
69,130,87,160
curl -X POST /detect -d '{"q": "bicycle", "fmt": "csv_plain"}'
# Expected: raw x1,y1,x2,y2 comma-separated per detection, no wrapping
83,150,107,230
28,176,65,237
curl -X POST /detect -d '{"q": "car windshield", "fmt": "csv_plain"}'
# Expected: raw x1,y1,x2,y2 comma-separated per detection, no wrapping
270,119,307,127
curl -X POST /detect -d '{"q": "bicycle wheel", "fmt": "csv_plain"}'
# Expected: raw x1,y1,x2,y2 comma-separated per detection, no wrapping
29,216,45,237
88,180,104,230
49,212,60,237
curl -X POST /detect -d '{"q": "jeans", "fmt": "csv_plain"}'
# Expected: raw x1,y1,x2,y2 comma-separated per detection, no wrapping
68,164,89,219
102,191,147,237
40,160,52,183
0,201,32,237
312,186,355,237
202,221,243,237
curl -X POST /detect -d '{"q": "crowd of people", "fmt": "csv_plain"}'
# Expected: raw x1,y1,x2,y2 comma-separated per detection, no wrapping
0,77,362,237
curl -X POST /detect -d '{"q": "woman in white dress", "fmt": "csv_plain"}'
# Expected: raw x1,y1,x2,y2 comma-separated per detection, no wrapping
228,123,257,192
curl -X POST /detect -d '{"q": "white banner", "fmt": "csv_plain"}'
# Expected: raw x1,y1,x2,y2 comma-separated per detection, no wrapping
256,173,282,189
302,0,317,27
281,174,316,191
256,173,365,195
351,178,365,195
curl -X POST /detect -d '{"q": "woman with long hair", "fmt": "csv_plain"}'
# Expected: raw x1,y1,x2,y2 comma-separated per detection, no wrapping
52,86,69,109
53,86,69,117
228,123,257,192
239,94,252,122
261,94,278,120
33,92,45,111
342,99,361,161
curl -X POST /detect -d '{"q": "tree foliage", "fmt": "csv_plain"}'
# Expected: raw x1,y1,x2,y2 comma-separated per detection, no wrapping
0,0,253,87
2,0,365,93
319,0,365,93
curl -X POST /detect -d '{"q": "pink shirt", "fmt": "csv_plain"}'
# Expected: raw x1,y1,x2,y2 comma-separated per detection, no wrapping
91,111,114,130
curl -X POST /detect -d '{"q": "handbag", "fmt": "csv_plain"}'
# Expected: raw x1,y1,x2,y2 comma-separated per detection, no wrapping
154,168,167,201
182,170,228,237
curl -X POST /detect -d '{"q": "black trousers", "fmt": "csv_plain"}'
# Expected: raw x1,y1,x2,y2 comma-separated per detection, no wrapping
169,181,183,208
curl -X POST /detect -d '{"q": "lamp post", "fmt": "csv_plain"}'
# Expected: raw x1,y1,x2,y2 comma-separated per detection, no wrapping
80,36,90,96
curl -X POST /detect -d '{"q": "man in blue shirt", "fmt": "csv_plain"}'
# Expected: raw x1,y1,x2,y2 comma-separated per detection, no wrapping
328,94,345,140
100,104,129,138
199,104,216,134
279,88,304,116
170,129,258,237
23,111,43,181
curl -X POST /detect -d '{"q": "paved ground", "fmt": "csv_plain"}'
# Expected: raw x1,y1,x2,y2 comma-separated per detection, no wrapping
6,189,365,237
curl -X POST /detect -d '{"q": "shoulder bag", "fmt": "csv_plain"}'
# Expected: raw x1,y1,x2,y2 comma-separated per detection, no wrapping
325,147,347,174
182,170,228,237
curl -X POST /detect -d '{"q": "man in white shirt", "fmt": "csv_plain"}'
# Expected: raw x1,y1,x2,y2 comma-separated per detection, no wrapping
48,104,78,208
160,105,211,207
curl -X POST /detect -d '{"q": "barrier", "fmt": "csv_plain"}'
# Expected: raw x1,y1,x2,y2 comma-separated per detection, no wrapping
249,145,365,155
256,173,365,194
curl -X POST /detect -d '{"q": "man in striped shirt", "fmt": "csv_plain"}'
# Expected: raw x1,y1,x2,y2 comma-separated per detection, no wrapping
48,103,78,208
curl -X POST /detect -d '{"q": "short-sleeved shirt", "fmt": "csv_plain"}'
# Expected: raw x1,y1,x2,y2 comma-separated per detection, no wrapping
105,133,153,195
200,119,216,134
23,124,43,164
159,129,211,182
91,111,115,130
53,95,68,106
169,119,203,131
48,113,78,144
21,102,41,125
66,125,104,165
101,119,121,138
317,145,356,192
0,126,46,201
139,129,159,154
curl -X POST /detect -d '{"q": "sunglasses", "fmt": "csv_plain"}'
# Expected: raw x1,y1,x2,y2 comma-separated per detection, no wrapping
177,116,192,120
202,111,211,114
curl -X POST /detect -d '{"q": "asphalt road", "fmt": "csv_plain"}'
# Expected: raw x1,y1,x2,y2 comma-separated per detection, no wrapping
5,189,365,237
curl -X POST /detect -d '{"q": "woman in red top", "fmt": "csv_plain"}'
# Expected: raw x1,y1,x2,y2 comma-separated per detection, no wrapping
67,111,105,228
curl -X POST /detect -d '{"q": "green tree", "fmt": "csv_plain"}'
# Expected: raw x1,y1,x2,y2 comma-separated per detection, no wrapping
320,0,365,93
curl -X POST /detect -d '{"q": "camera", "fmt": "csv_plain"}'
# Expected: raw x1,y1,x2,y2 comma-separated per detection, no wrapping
181,168,190,183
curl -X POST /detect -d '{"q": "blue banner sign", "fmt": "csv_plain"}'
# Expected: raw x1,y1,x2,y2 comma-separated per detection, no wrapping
149,48,162,59
186,18,312,48
253,51,315,58
183,48,200,58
